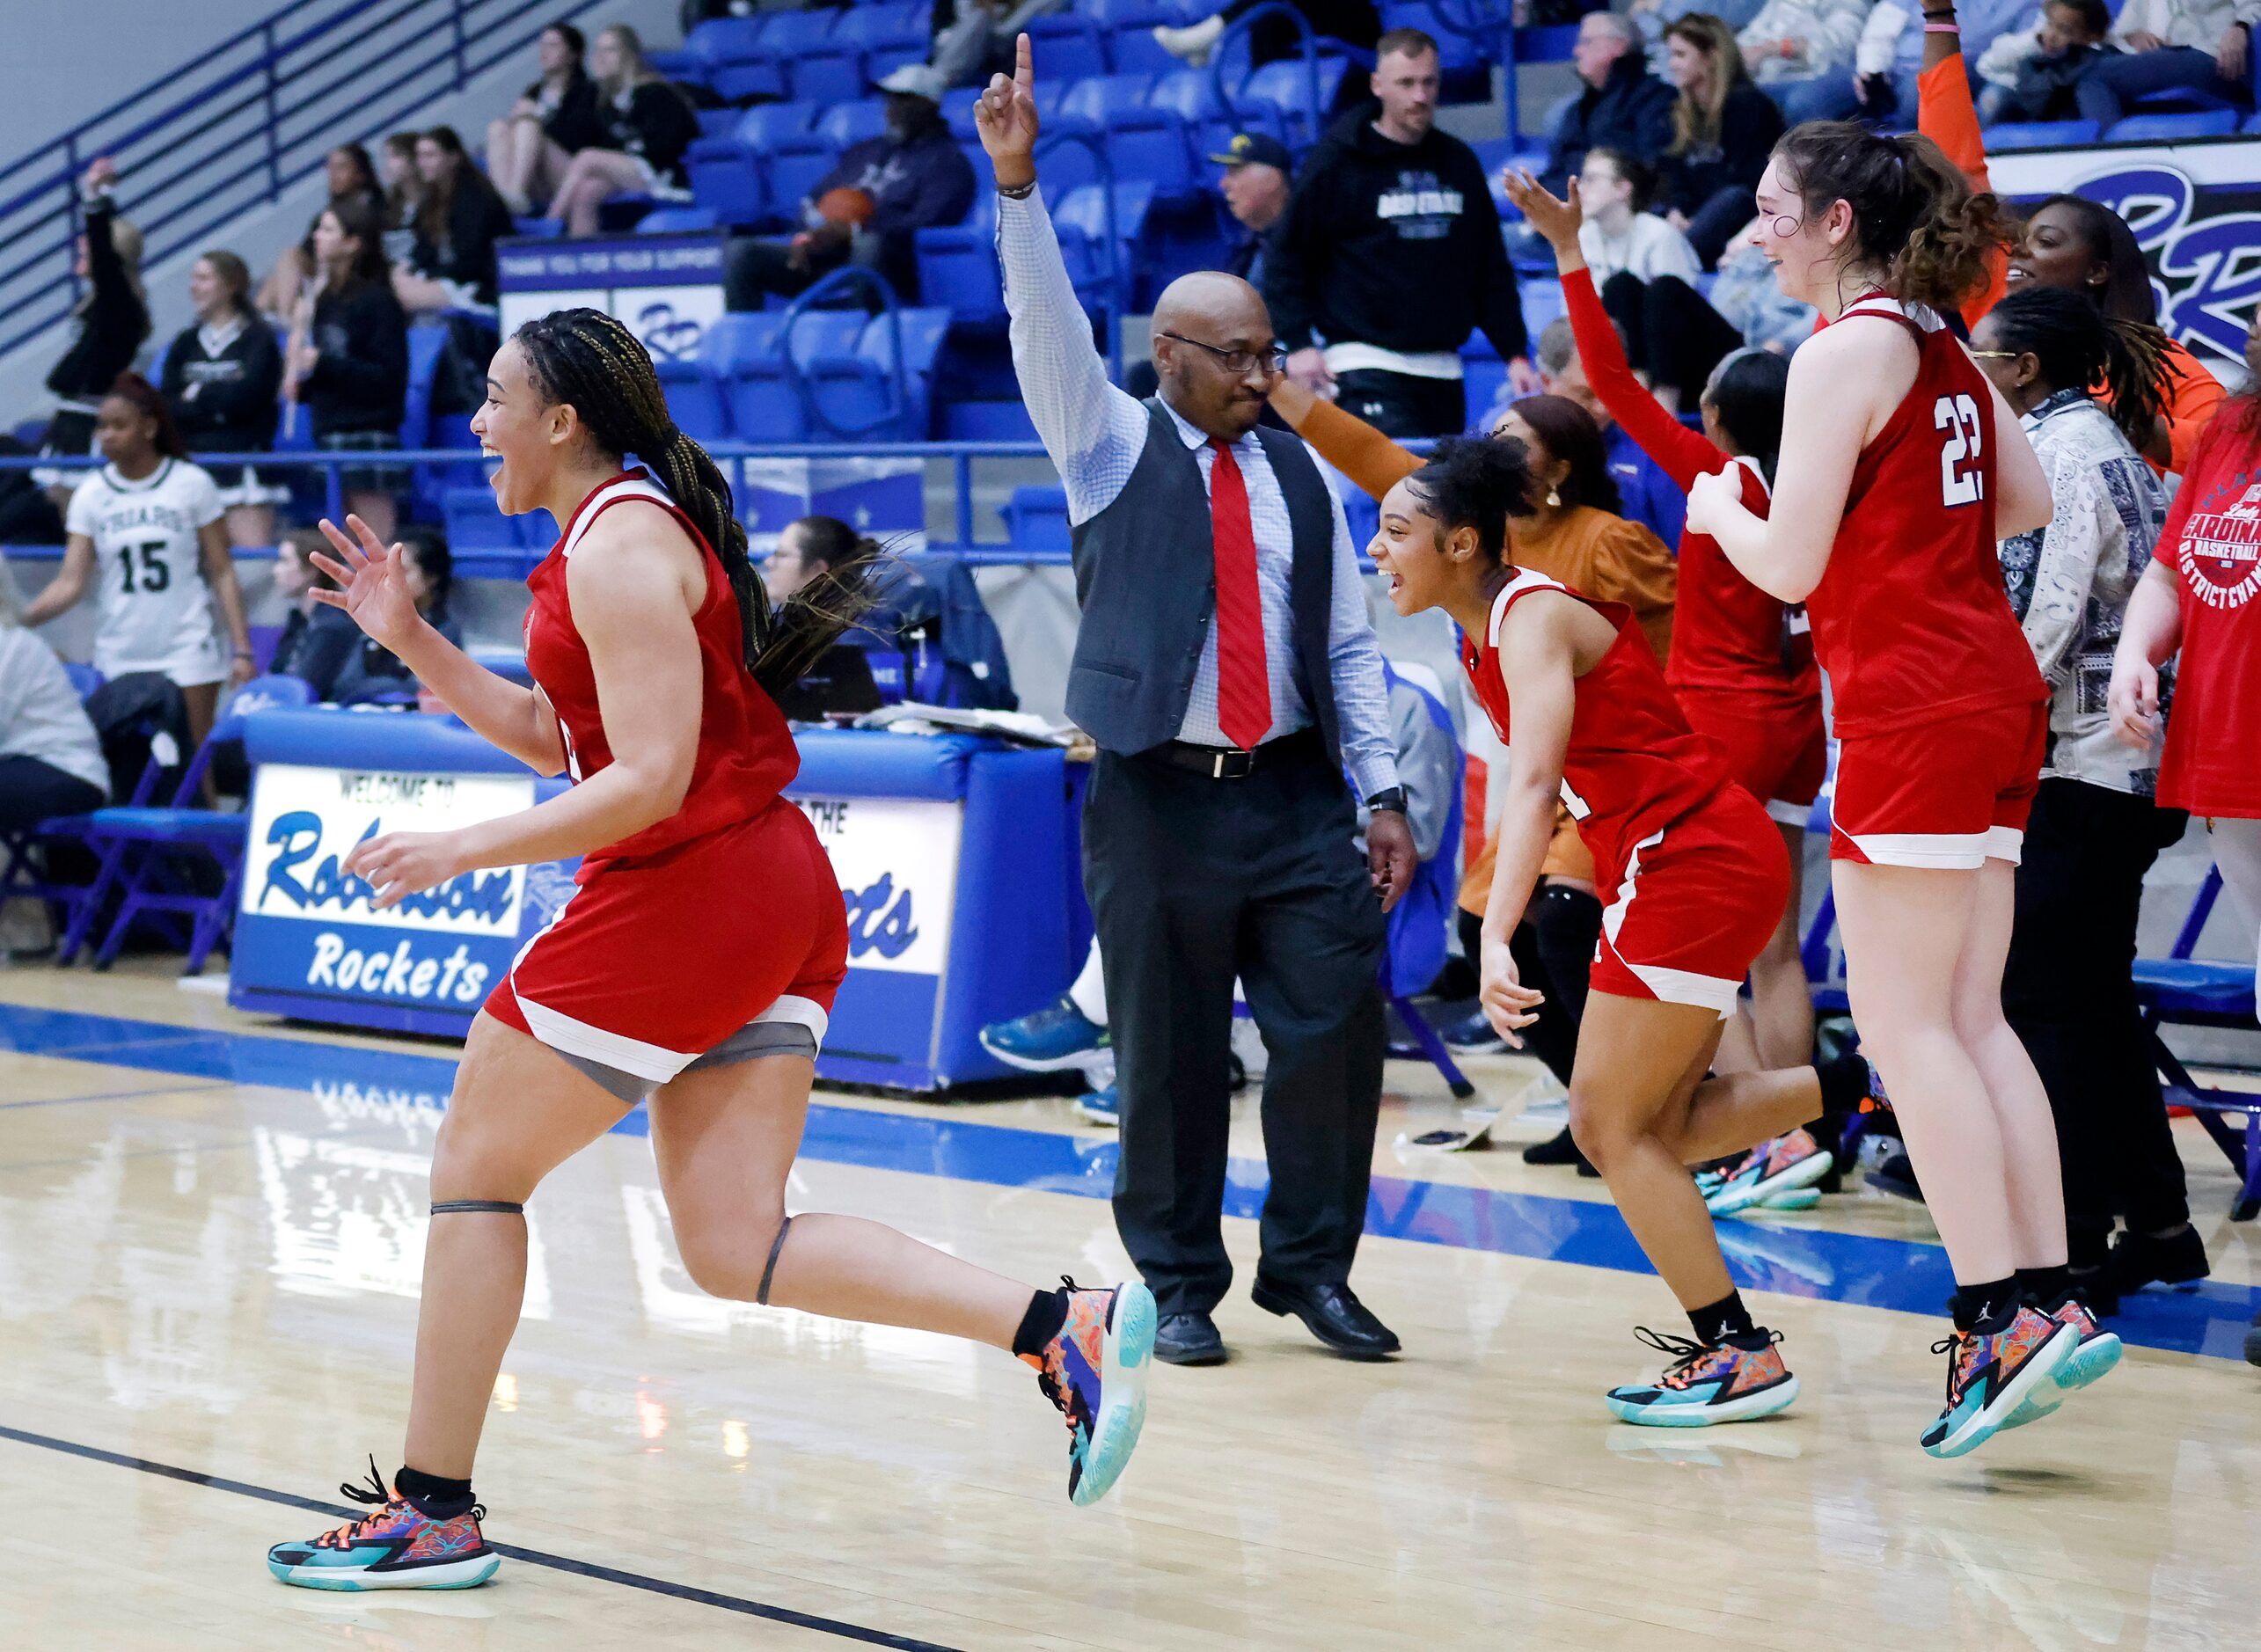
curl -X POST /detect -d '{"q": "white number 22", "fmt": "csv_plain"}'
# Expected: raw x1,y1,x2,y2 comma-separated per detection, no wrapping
1935,393,1984,508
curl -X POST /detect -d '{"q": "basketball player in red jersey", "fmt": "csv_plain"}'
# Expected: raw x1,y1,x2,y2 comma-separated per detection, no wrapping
1375,436,1868,1425
264,310,1154,1592
1687,124,2111,1456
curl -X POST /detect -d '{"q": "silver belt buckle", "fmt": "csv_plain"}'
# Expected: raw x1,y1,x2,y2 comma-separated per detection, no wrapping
1212,749,1230,778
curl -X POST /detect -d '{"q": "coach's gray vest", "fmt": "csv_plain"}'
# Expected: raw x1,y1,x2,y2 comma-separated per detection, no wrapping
1066,398,1343,762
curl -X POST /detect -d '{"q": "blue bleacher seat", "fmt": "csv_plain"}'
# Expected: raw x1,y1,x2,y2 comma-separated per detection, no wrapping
916,195,1005,325
712,56,789,106
1025,13,1113,83
637,206,717,234
1054,182,1155,304
684,17,764,63
2106,109,2241,141
684,132,768,227
443,486,519,550
790,4,928,103
790,51,871,106
1980,119,2101,150
753,8,838,56
816,99,890,152
1003,485,1072,553
1461,333,1505,434
712,312,802,442
1237,55,1351,144
695,107,738,140
944,399,1039,441
815,305,953,439
1150,66,1283,162
765,147,843,226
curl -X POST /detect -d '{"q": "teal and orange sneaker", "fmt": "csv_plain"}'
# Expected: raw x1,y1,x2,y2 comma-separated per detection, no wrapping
1605,1326,1799,1426
1023,1276,1155,1506
267,1460,498,1590
2002,1295,2124,1429
1920,1306,2079,1458
1704,1129,1834,1217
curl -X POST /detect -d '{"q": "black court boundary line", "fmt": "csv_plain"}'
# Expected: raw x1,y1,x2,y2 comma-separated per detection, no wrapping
0,1424,962,1650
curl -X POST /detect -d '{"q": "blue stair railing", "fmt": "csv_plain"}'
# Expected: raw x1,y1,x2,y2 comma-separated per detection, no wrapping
1207,2,1332,150
0,0,599,362
779,265,914,441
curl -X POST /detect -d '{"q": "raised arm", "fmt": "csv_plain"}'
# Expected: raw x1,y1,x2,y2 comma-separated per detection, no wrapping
309,514,565,773
1271,391,1423,502
977,34,1147,523
1503,171,1724,491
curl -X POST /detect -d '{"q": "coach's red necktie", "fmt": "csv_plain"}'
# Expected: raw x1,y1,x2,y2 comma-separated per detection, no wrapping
1207,437,1271,751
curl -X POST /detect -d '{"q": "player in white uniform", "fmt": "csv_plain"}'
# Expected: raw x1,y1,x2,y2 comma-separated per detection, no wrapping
22,375,253,749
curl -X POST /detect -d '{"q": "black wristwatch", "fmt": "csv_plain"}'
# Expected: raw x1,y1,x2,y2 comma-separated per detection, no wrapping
1365,786,1408,815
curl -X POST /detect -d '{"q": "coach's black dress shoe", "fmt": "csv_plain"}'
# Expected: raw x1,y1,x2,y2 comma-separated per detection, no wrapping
1153,1309,1228,1365
1250,1277,1401,1359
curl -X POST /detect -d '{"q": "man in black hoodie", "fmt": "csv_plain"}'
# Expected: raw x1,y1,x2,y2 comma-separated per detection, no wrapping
1264,29,1533,440
1538,11,1675,193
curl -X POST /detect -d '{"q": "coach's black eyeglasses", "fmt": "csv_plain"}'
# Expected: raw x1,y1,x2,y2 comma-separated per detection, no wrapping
1159,333,1289,376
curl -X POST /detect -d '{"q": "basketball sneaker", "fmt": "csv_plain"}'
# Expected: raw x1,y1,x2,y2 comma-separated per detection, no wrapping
980,995,1109,1072
2001,1296,2123,1429
1605,1326,1799,1426
267,1461,498,1590
1703,1129,1834,1217
1023,1276,1156,1506
1919,1306,2079,1458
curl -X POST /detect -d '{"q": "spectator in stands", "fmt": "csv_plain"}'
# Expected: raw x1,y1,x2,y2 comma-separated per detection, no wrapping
723,64,976,307
931,0,1067,89
2076,0,2259,127
379,134,423,261
328,531,461,705
1538,12,1677,194
487,19,604,215
1737,0,1870,121
255,144,382,323
2009,194,2224,471
1213,132,1293,288
162,250,285,550
1976,0,2117,122
267,531,357,701
1270,28,1533,437
1634,0,1768,58
1782,0,2032,126
548,25,699,237
1155,0,1381,69
0,571,108,836
0,439,65,545
38,160,148,481
1971,285,2201,1316
393,128,517,314
1654,13,1784,268
288,197,409,543
761,516,884,721
1525,314,1688,549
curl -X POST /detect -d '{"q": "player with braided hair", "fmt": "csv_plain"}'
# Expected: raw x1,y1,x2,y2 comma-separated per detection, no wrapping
266,309,1154,1592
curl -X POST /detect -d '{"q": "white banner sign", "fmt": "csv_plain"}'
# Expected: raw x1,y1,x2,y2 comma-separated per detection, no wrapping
790,793,961,976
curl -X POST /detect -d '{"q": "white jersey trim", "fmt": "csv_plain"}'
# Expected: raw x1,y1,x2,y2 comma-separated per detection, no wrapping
754,992,831,1049
1837,294,1948,333
1764,797,1814,827
1487,567,1570,649
1833,824,2024,868
561,474,677,559
1599,826,1738,1018
512,987,701,1083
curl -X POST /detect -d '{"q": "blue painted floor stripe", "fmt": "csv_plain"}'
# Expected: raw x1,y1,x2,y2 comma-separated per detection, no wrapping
4,1002,2255,1361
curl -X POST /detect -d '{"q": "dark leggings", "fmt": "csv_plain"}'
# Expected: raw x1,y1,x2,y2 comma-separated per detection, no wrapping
1459,882,1604,1088
2001,778,2192,1268
1599,270,1745,406
0,756,103,834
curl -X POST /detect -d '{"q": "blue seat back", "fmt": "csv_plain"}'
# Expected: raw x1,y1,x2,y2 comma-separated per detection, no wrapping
736,100,818,147
791,53,870,106
766,148,840,219
1025,14,1111,82
685,17,765,64
637,206,717,234
1151,66,1229,122
208,675,314,753
757,10,838,53
705,311,789,372
817,99,889,150
1059,72,1157,125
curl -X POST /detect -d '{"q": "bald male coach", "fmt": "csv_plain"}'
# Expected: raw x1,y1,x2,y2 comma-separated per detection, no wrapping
976,37,1418,1367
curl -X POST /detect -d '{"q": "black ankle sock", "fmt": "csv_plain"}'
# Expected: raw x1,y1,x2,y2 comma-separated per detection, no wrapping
1950,1276,2021,1333
1688,1290,1756,1346
1814,1054,1871,1130
395,1464,475,1520
1011,1287,1070,1357
2017,1264,2070,1307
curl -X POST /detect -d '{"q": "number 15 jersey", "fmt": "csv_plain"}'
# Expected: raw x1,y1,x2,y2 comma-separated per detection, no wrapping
1813,295,2044,738
64,457,228,685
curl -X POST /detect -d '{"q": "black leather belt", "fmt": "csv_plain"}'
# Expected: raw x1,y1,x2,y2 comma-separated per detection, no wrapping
1149,727,1322,778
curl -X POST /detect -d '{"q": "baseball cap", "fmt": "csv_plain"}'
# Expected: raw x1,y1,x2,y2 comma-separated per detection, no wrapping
874,62,948,102
1207,132,1293,172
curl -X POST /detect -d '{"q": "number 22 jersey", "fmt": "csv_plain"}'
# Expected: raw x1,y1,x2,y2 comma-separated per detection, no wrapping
1811,295,2044,738
63,457,228,684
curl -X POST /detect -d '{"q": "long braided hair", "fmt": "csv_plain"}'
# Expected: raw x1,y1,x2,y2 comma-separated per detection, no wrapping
510,308,878,695
1982,285,2170,451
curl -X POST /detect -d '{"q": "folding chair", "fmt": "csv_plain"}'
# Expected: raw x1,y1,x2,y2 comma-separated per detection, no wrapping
76,676,313,973
1379,664,1474,1100
2133,866,2261,1221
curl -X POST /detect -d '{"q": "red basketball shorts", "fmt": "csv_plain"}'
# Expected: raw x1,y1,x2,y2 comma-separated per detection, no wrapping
1679,687,1828,828
486,799,849,1100
1591,787,1791,1018
1830,699,2046,869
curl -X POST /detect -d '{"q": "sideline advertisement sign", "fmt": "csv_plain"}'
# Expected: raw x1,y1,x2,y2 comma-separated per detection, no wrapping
1989,139,2261,368
496,234,726,366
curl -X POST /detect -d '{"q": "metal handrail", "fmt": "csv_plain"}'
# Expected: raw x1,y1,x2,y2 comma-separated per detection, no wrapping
0,0,583,364
1206,1,1328,148
778,265,913,441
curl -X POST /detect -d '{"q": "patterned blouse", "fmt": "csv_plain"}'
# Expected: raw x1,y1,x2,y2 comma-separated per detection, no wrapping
1997,388,2170,796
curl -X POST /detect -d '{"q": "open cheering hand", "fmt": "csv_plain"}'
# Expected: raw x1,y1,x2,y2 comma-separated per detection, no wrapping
309,514,423,652
1502,170,1584,260
974,33,1040,186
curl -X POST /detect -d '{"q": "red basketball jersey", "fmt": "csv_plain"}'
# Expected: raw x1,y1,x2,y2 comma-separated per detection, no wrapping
1810,295,2045,739
523,470,799,866
1460,569,1730,882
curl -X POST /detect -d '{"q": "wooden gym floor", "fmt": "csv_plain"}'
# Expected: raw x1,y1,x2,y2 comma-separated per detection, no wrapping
1,961,2257,1650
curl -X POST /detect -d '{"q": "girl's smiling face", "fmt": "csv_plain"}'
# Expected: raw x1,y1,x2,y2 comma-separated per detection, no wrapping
1370,473,1486,618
